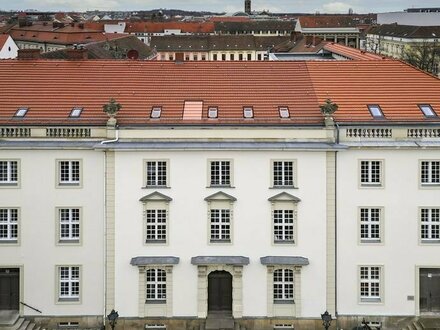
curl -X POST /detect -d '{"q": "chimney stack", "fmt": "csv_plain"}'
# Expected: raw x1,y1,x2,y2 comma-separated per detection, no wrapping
17,49,41,59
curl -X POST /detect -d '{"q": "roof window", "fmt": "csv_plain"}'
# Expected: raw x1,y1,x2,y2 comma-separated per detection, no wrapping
14,107,28,117
279,106,290,118
208,106,218,119
418,104,437,117
69,107,83,117
150,106,162,118
243,106,254,118
367,104,384,119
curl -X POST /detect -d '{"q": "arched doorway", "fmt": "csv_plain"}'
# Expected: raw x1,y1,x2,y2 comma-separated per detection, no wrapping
208,271,232,313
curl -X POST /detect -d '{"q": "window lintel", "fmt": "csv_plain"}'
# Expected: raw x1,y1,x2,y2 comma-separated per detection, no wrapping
204,191,237,202
139,191,172,203
268,192,301,203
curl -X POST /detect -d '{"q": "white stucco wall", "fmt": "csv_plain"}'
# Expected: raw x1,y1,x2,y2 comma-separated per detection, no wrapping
0,36,19,59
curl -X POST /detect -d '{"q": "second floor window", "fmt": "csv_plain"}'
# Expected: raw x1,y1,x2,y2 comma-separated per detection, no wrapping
360,160,382,186
421,208,440,242
360,208,381,243
146,209,167,243
273,161,294,187
59,208,80,242
59,160,80,185
210,161,231,186
0,208,18,242
146,161,167,187
0,160,18,185
210,209,231,242
421,161,440,185
273,210,294,243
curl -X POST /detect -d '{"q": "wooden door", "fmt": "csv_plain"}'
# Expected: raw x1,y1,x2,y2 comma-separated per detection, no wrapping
208,271,232,312
420,268,440,313
0,268,19,310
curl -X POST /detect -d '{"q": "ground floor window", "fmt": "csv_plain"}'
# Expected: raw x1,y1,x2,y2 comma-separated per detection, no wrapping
146,268,166,302
274,269,294,303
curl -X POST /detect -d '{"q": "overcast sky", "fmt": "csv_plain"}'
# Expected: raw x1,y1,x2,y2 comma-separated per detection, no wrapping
0,0,439,14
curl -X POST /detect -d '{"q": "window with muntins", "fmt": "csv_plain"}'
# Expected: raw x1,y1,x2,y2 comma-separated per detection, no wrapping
0,160,18,185
59,208,80,242
0,208,18,242
360,160,382,186
146,209,167,243
210,209,231,242
146,161,167,187
273,161,294,187
360,266,381,302
59,266,80,301
360,208,381,243
146,269,166,302
273,269,294,303
421,208,440,242
273,210,294,243
59,161,80,185
421,161,440,185
210,161,231,186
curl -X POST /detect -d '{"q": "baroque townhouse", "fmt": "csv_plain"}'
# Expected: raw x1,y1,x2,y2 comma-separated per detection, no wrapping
0,59,439,330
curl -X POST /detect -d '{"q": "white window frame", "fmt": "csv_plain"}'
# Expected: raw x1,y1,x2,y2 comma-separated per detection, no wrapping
359,160,383,187
57,265,81,302
0,160,19,186
209,208,231,243
208,160,232,187
57,208,81,244
273,268,294,304
420,160,440,186
359,207,383,244
57,160,81,187
420,207,440,243
0,208,19,243
359,265,383,303
145,209,167,243
272,160,296,188
146,268,167,303
273,209,295,244
144,160,169,188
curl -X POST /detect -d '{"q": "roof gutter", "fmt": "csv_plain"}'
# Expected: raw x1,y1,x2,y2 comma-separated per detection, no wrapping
100,127,119,144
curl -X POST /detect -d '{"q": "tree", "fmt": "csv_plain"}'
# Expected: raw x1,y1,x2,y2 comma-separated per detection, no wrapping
402,41,440,76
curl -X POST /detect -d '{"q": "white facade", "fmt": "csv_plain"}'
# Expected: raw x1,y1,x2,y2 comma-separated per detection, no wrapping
0,36,19,59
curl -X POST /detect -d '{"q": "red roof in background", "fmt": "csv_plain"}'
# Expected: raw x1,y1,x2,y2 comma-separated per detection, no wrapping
323,43,385,60
0,60,438,126
124,22,215,34
208,16,251,22
298,15,375,28
0,34,9,49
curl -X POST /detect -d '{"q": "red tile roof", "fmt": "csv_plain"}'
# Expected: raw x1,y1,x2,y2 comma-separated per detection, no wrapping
322,43,385,60
0,34,9,49
124,22,215,34
0,60,438,126
298,15,376,28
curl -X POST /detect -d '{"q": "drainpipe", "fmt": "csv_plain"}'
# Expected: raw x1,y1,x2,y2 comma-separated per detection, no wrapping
334,122,339,328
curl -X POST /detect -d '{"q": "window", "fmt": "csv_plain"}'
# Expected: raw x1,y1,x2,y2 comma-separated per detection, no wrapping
273,269,294,303
58,160,80,186
419,104,437,117
59,208,80,243
360,208,381,243
222,53,226,61
58,322,79,329
360,160,382,186
201,55,206,61
209,160,231,186
145,325,166,329
279,106,290,118
213,54,218,61
273,161,295,187
274,325,294,330
247,53,252,61
243,106,254,118
274,210,294,243
69,107,83,118
230,54,235,60
14,107,28,117
58,266,80,301
146,269,166,302
239,53,243,61
146,209,167,243
150,106,162,119
360,266,382,302
367,104,384,119
0,208,18,242
208,106,218,118
257,53,262,60
0,160,18,185
145,161,168,187
210,209,231,242
193,54,198,61
421,161,440,185
421,208,440,242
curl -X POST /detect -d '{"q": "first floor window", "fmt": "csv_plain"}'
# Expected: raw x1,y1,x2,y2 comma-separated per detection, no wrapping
59,208,80,242
59,160,80,185
421,208,440,242
0,160,18,185
273,210,294,243
360,160,382,186
146,161,167,187
273,161,294,187
59,266,80,301
360,208,381,243
360,266,381,302
421,161,440,185
274,269,294,303
146,209,167,243
0,208,18,242
146,269,166,302
210,209,231,242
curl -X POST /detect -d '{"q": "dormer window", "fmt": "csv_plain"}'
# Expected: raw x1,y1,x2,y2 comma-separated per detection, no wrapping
367,104,384,119
279,106,290,118
418,104,437,117
243,106,254,118
208,107,218,119
151,106,162,119
69,107,83,118
14,107,28,117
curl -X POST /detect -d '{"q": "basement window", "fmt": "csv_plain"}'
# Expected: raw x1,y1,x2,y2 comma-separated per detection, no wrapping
69,107,83,118
208,107,218,119
145,325,166,329
279,106,290,118
58,322,79,329
367,104,385,119
150,106,162,119
418,104,437,117
243,106,254,118
14,107,28,117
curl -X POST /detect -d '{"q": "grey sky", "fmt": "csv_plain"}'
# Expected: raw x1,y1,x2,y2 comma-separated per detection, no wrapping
0,0,439,14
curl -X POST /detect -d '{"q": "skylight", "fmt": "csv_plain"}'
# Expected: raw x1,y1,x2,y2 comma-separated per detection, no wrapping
208,106,218,119
279,106,290,118
14,107,28,117
151,106,162,118
367,104,384,119
419,104,437,117
243,106,254,118
69,107,83,117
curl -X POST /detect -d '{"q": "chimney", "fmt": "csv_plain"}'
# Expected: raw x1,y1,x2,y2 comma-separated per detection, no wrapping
66,47,88,60
17,49,41,59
